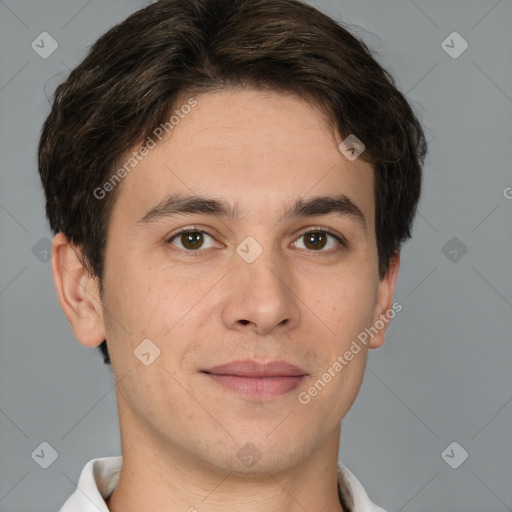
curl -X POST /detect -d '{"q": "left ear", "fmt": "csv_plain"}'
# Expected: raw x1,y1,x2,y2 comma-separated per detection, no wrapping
368,250,400,349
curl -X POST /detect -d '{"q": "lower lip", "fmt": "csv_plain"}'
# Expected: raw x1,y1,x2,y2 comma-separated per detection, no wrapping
204,373,307,399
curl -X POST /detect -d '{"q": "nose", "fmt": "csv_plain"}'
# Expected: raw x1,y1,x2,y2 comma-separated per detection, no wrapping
221,246,301,336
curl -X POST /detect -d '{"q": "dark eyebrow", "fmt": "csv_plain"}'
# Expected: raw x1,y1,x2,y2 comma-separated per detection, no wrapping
137,192,367,233
137,193,239,223
282,195,367,233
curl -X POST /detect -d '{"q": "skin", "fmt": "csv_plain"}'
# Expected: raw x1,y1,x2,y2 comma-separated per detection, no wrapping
52,88,400,512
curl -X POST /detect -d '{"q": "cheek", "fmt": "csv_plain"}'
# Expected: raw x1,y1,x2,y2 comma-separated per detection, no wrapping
100,258,167,358
153,271,214,339
315,268,377,345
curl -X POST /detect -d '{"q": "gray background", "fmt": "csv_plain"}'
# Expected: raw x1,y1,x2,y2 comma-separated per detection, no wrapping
0,0,511,510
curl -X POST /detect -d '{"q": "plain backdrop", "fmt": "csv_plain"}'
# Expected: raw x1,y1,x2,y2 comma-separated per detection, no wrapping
0,0,511,510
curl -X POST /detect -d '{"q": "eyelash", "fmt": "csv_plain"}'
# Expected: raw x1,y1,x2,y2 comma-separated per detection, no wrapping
165,225,348,255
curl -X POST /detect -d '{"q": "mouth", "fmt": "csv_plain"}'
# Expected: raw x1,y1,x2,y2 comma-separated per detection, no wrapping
201,359,309,399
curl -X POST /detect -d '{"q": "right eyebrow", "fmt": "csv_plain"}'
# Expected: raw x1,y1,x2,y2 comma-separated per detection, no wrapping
137,193,238,224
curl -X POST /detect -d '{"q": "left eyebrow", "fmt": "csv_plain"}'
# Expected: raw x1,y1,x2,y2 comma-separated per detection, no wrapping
136,192,367,234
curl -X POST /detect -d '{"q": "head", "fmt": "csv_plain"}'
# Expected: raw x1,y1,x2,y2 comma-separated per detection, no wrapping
38,0,425,475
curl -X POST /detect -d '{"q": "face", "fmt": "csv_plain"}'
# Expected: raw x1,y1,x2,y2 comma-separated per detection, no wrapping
91,88,398,474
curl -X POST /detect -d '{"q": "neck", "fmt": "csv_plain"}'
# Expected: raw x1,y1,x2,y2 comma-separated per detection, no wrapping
106,398,347,512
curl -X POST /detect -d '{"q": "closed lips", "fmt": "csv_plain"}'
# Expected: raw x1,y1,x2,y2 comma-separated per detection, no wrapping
203,359,308,377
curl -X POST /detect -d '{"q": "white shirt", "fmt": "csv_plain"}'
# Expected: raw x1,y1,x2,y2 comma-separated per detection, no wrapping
59,456,388,512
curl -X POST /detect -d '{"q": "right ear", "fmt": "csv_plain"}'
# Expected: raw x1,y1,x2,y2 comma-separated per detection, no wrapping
51,232,106,347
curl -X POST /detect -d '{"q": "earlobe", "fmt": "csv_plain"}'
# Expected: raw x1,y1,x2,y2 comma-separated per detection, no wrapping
368,251,401,349
51,232,106,348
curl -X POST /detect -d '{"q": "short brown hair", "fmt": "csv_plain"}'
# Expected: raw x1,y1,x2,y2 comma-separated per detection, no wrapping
38,0,427,366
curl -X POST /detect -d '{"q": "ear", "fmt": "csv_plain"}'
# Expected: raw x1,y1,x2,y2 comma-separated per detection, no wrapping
368,250,401,349
51,232,106,347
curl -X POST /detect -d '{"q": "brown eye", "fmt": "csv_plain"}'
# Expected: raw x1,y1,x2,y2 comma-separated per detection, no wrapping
303,231,328,250
167,230,216,251
293,229,345,252
180,232,204,250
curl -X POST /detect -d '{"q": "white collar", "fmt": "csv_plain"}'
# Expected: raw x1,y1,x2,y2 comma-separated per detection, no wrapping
59,456,387,512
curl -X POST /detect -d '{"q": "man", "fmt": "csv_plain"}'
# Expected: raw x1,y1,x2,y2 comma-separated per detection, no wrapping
38,0,426,510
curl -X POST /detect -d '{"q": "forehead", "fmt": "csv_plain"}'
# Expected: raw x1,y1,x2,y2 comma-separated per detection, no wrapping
109,88,375,229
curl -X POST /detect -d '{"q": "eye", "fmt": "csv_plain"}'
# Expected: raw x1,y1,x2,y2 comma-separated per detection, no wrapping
167,228,217,251
293,228,346,252
166,226,347,254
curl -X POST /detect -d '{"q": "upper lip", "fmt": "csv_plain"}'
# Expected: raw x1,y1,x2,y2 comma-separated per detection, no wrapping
203,359,308,377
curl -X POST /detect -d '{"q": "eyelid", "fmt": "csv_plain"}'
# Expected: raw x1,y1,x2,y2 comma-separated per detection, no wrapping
166,224,217,240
